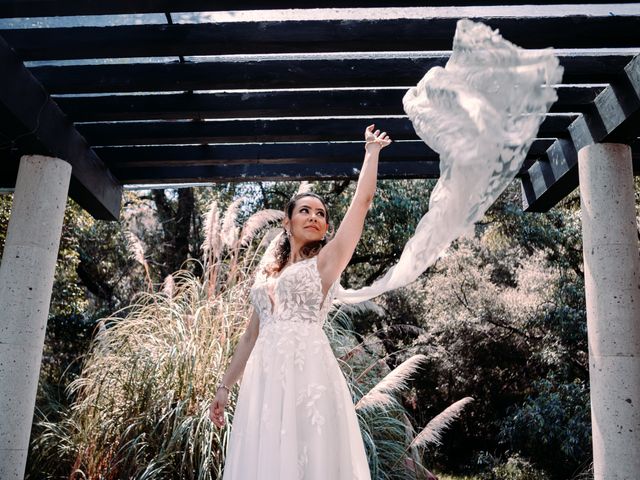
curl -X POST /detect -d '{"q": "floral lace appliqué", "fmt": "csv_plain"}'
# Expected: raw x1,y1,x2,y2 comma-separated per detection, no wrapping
249,256,338,328
296,383,327,435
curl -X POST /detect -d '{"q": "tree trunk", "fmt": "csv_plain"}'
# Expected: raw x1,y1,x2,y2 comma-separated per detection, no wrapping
152,188,195,278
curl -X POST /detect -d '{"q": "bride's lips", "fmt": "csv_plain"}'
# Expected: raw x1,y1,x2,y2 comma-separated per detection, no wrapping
305,225,320,231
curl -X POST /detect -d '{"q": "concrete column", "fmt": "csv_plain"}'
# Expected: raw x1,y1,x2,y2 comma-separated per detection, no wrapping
0,155,71,479
578,143,640,480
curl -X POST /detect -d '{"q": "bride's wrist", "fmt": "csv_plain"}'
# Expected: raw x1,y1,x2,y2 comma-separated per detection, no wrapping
364,140,382,151
217,382,232,394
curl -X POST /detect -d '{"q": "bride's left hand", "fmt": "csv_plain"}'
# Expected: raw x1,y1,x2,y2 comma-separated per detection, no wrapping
209,389,228,428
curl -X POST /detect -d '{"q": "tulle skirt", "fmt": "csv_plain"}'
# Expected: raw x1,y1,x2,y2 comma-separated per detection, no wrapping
222,320,371,480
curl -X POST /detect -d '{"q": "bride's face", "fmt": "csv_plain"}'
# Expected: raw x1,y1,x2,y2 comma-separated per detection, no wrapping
285,196,329,243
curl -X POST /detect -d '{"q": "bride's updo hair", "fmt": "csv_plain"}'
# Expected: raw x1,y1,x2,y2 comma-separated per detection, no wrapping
264,192,334,277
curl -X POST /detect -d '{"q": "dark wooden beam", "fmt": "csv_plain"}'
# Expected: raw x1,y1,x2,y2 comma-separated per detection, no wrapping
30,55,633,95
54,89,414,122
92,140,551,168
94,142,440,169
76,116,575,147
31,56,447,94
520,138,640,211
569,55,640,150
0,34,121,220
108,161,443,184
520,55,640,212
1,0,634,18
520,138,580,212
5,16,639,60
52,86,602,122
552,85,606,114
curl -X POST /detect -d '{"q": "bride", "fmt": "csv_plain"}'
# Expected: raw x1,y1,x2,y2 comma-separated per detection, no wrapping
209,124,391,479
208,16,561,479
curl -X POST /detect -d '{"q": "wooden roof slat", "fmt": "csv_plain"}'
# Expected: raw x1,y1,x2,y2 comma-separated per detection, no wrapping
53,89,421,122
0,34,121,220
29,55,634,95
520,139,580,212
76,116,576,147
33,57,448,94
96,142,438,168
1,0,634,18
105,144,639,184
106,161,444,184
4,16,639,60
92,140,553,169
51,86,603,122
553,85,607,114
521,54,640,212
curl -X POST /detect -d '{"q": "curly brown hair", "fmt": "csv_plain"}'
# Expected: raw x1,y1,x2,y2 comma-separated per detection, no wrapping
263,192,335,276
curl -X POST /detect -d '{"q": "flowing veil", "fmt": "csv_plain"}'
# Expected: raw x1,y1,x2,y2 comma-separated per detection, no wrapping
336,19,563,303
261,19,564,305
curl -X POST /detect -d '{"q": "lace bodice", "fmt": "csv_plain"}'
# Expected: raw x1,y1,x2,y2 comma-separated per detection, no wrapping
250,255,339,327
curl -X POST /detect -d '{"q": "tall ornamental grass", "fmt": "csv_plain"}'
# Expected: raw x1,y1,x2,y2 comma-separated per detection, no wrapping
29,196,471,479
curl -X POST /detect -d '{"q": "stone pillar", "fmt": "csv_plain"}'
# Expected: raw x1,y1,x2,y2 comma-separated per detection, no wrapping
0,155,71,479
578,143,640,480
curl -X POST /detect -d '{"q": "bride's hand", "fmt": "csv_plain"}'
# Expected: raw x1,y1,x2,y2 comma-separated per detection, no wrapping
209,389,228,428
364,123,392,151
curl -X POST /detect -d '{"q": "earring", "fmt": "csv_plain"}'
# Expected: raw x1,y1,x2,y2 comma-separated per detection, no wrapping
323,225,333,240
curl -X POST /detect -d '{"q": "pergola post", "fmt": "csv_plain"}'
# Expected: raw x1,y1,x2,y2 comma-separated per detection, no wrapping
578,143,640,480
0,155,71,479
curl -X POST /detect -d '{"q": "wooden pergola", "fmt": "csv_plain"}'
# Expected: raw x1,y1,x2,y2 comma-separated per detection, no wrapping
0,2,638,479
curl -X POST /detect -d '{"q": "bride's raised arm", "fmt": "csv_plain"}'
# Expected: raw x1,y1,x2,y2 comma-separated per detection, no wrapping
316,124,391,285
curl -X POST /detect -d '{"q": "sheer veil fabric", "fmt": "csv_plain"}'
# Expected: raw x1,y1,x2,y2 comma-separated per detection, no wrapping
323,19,562,304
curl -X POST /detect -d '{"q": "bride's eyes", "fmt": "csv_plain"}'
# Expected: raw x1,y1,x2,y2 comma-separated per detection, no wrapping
299,207,325,217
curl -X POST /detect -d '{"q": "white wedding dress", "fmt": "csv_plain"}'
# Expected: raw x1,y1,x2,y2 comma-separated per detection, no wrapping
222,255,371,480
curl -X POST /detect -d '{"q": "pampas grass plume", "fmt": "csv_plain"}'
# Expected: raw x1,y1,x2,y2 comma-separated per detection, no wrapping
239,209,284,247
356,354,427,410
221,198,244,248
368,354,427,395
410,397,474,448
126,231,147,267
355,390,395,411
296,181,313,195
202,200,221,263
162,274,175,299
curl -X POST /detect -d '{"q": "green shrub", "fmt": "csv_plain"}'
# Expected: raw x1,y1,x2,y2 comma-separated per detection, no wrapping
490,454,550,480
498,378,591,478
